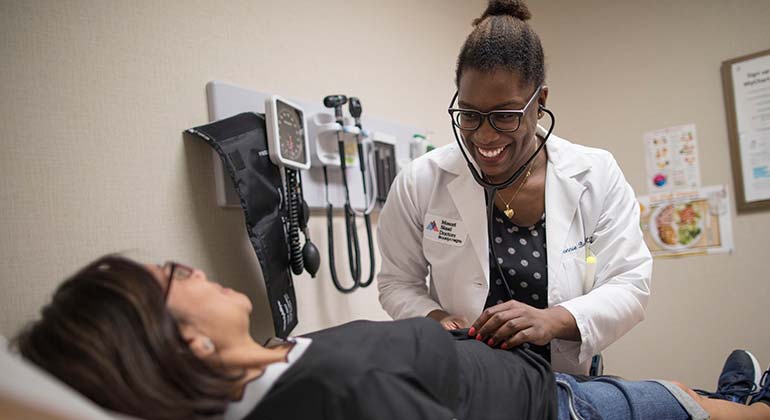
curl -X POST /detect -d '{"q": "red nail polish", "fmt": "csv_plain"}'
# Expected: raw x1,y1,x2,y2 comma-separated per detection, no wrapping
501,343,509,350
475,334,482,341
468,327,476,336
487,338,495,346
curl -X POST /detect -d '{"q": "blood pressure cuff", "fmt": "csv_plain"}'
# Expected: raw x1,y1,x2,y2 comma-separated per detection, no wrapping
186,112,297,338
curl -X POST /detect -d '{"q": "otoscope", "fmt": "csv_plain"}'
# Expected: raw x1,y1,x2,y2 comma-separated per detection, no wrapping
348,97,376,288
323,94,362,293
448,87,555,300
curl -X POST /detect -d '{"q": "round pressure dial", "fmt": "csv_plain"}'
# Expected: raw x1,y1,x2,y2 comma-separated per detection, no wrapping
278,107,305,162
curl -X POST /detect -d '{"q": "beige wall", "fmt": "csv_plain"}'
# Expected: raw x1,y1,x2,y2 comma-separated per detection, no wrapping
528,1,770,388
0,0,482,340
2,0,769,391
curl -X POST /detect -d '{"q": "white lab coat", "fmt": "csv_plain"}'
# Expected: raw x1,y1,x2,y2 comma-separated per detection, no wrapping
377,128,652,375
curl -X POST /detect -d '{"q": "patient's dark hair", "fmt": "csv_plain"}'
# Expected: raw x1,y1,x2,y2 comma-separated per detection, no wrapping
13,256,240,420
456,0,545,88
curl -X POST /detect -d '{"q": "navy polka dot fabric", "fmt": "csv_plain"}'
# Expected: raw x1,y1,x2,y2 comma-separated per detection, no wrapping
485,206,550,362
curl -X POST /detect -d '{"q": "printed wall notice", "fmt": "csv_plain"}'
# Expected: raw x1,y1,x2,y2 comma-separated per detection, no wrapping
644,124,701,194
730,53,770,203
639,185,734,258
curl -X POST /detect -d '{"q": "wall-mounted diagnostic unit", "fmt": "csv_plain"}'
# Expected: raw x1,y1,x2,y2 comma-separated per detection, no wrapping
203,81,432,296
206,81,424,211
264,95,319,277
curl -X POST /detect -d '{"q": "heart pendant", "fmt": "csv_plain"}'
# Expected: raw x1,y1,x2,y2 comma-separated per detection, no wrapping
504,208,514,219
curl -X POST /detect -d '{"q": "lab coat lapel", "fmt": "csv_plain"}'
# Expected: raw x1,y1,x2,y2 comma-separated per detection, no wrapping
447,170,489,287
545,166,584,276
543,132,590,280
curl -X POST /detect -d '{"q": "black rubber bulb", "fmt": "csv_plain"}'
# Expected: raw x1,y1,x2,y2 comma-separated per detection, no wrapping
302,241,321,278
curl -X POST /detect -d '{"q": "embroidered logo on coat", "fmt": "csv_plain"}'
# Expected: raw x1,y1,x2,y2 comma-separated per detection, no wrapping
424,214,467,247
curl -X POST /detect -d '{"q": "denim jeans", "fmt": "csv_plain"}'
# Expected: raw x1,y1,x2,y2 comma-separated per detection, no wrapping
554,373,709,420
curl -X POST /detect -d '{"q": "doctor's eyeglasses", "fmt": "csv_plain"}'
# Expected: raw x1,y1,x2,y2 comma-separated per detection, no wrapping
162,261,194,301
448,86,541,132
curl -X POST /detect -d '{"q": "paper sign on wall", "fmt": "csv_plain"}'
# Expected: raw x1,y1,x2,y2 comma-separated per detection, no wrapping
644,124,701,193
639,185,734,258
730,54,770,203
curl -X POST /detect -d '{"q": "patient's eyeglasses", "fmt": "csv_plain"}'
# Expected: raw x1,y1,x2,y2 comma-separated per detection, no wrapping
162,261,194,301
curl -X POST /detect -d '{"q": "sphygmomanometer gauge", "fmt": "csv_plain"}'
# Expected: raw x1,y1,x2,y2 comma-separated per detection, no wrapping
266,95,311,170
278,108,304,163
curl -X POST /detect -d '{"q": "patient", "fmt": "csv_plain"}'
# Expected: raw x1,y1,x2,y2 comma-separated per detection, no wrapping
12,256,770,420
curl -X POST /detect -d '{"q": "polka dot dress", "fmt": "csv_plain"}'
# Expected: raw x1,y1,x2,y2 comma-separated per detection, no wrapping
485,206,550,362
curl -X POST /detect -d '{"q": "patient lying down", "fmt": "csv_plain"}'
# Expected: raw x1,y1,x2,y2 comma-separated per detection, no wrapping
12,256,770,420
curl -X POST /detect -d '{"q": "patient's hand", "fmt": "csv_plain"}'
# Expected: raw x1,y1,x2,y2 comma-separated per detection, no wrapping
439,314,470,330
427,309,470,330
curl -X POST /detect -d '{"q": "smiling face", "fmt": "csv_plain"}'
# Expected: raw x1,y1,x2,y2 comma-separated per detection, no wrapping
456,68,548,183
145,263,253,349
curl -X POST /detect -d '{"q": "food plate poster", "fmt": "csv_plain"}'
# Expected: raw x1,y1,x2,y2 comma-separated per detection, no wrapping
644,124,701,194
639,185,734,257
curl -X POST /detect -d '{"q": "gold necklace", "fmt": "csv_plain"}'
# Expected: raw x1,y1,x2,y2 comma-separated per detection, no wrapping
500,146,539,219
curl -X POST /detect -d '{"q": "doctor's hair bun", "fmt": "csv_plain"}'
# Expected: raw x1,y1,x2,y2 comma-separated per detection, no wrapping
456,0,544,89
473,0,532,26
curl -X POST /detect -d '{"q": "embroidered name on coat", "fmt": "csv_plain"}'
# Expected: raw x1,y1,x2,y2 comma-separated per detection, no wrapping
562,236,596,254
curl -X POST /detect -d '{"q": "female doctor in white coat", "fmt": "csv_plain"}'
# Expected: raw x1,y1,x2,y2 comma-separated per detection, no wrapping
376,0,652,375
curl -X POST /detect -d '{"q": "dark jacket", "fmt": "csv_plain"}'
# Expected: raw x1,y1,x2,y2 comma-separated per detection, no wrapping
246,318,557,420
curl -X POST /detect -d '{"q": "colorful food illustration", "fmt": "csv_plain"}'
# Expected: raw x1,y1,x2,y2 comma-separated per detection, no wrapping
652,203,703,249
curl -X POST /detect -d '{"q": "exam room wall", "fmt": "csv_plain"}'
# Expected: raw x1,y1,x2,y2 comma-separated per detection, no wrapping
525,1,770,389
0,1,484,341
3,0,767,393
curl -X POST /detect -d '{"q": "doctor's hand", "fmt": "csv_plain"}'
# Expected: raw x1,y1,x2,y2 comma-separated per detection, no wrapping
427,309,470,331
469,301,579,349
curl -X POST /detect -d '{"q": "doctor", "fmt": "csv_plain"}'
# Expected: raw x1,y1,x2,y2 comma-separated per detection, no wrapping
377,0,652,375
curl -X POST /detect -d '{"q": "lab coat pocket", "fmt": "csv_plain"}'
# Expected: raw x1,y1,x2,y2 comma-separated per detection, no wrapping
422,217,476,314
560,256,586,299
583,249,597,294
422,232,473,277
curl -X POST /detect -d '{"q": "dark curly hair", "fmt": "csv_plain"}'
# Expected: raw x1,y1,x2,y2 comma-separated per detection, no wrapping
12,256,242,419
456,0,545,88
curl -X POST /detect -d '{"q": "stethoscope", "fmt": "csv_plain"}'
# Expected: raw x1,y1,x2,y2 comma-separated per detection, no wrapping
321,95,376,294
448,88,556,301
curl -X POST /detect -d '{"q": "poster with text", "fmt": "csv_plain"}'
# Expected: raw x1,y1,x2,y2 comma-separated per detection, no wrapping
644,124,701,194
639,185,734,258
730,54,770,203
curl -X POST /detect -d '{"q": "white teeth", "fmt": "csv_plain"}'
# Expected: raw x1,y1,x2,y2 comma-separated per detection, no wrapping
477,145,504,158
